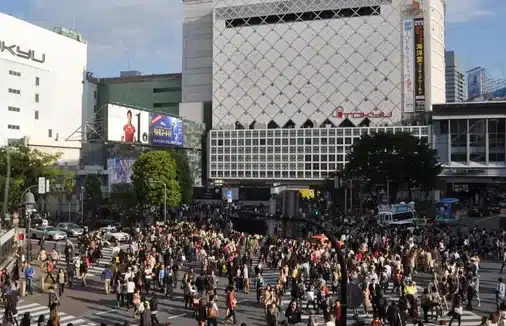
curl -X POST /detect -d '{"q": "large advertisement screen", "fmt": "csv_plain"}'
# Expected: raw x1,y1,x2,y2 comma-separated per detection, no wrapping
150,113,184,147
403,19,415,113
467,68,485,99
107,158,136,184
414,18,425,112
107,104,150,144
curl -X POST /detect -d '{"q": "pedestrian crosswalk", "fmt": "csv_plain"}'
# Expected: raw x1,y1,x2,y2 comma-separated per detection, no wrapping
0,300,98,326
255,270,483,326
52,246,126,278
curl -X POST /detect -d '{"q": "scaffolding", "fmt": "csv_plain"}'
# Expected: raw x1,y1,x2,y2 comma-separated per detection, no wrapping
65,104,107,143
467,67,506,102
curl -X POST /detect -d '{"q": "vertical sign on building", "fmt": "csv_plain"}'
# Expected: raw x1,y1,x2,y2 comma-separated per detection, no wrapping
414,18,425,112
402,19,415,113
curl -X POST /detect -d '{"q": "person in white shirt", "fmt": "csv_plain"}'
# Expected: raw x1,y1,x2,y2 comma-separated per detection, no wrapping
242,265,249,294
496,277,505,310
144,265,153,294
305,285,317,312
126,279,135,310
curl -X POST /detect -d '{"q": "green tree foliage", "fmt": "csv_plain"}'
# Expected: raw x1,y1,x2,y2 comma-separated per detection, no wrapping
0,145,74,210
131,151,181,207
170,150,194,204
343,132,441,199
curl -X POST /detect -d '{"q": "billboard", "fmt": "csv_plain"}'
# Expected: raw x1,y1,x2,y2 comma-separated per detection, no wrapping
414,18,425,112
107,158,136,184
402,19,415,113
150,113,184,147
467,68,485,99
107,104,150,144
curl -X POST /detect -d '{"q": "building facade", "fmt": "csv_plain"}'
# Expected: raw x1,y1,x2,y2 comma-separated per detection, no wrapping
0,13,87,165
208,125,429,183
209,0,445,129
432,102,506,205
444,51,466,103
86,73,182,119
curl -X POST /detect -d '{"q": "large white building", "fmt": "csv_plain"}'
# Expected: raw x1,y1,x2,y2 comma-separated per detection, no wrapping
0,13,87,165
182,0,446,183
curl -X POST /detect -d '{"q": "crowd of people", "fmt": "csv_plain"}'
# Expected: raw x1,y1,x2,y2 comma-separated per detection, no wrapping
1,210,506,326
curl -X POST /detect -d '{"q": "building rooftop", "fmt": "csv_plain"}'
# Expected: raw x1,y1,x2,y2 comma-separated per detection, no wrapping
433,101,506,116
87,72,181,84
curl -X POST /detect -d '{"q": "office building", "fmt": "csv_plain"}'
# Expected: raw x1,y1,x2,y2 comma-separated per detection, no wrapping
0,13,87,164
445,51,466,103
185,0,446,183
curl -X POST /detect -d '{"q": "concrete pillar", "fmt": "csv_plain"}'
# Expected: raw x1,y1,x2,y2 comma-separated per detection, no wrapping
282,190,299,217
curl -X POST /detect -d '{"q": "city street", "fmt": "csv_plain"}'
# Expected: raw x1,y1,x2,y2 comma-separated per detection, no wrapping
16,242,504,326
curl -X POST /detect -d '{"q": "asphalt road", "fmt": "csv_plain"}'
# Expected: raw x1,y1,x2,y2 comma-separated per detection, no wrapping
16,248,504,326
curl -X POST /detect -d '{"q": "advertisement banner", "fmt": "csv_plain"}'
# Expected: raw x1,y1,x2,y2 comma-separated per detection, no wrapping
150,113,184,147
467,68,485,98
403,19,415,113
107,158,136,184
414,18,425,112
107,104,150,144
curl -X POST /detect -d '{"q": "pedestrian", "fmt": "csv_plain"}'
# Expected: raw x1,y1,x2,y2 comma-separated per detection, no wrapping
20,312,30,326
23,262,34,295
224,286,238,324
57,269,66,296
36,315,45,326
48,309,60,326
150,294,159,325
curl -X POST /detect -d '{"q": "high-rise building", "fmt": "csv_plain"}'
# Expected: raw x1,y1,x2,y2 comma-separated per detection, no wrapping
181,0,446,183
0,13,87,165
445,51,466,103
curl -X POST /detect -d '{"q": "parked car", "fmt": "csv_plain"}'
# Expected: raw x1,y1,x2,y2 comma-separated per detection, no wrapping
467,208,491,218
56,223,84,237
94,220,121,231
31,226,67,241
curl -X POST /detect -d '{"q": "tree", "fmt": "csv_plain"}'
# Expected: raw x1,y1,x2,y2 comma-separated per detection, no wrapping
131,150,181,208
0,145,72,211
170,150,194,204
343,132,441,201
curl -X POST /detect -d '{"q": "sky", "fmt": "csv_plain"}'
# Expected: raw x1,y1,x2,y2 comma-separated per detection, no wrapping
1,0,505,78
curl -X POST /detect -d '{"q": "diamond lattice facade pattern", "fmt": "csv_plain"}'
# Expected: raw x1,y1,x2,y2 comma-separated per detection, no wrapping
213,0,425,128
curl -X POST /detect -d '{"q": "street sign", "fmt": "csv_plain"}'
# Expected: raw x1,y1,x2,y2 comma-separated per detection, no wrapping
45,179,50,193
226,190,232,203
38,177,46,194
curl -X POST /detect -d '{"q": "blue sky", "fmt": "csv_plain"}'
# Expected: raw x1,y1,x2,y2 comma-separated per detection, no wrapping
2,0,505,78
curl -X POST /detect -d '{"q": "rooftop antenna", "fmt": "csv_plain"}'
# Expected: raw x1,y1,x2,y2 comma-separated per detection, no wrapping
72,19,75,30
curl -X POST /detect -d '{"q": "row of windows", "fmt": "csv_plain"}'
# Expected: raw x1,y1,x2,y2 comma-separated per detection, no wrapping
450,153,505,163
7,106,40,120
211,162,345,171
210,154,347,162
7,71,40,86
212,136,377,147
211,127,429,138
8,89,40,102
211,145,352,155
210,170,328,180
6,124,53,138
7,125,20,130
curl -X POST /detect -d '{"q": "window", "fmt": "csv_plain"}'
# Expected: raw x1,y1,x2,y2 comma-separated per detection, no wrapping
48,129,53,138
35,93,39,102
35,77,40,86
153,88,172,93
8,106,20,112
93,90,97,98
35,110,39,120
8,88,20,94
7,125,20,130
9,70,21,77
153,102,174,108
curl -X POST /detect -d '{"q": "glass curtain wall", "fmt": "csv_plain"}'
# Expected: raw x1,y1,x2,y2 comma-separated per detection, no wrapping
488,118,506,163
450,119,467,163
469,119,487,163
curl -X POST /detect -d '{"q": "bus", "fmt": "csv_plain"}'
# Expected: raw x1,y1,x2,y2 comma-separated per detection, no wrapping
435,197,464,225
376,203,417,225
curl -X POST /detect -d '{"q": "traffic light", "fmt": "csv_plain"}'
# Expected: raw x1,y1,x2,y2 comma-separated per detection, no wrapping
313,208,320,216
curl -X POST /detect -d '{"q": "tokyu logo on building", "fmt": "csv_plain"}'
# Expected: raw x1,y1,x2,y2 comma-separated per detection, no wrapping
335,106,392,119
0,41,45,63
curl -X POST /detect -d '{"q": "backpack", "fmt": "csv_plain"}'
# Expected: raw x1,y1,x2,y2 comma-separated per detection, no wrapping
47,261,54,273
207,302,218,318
256,278,264,288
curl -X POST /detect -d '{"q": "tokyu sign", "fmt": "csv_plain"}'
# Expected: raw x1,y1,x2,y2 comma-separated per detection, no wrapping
0,41,45,63
335,107,392,119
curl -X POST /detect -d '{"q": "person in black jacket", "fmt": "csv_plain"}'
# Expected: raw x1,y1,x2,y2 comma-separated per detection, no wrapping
285,300,302,326
140,302,152,326
150,294,159,325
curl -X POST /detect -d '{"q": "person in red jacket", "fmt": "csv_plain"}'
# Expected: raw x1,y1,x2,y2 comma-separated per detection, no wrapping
224,286,238,324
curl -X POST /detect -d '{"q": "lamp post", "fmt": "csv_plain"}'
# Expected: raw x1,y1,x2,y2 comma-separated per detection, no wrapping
23,191,36,263
80,186,84,224
1,147,11,229
148,179,167,225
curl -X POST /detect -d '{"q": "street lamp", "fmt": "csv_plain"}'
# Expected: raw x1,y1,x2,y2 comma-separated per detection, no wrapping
23,191,36,263
80,186,84,224
148,179,167,225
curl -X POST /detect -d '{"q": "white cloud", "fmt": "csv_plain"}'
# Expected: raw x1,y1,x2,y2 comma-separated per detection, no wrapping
27,0,184,75
445,0,495,23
